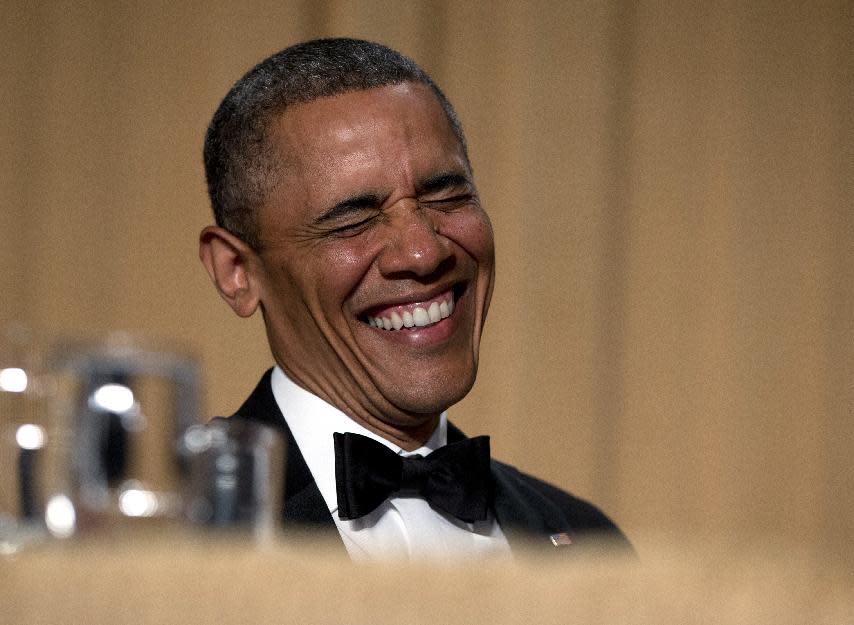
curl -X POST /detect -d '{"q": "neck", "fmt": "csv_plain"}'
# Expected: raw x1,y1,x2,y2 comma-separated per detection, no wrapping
352,412,440,452
278,363,441,451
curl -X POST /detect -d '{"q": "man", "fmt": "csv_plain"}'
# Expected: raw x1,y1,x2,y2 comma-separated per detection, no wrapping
199,38,629,560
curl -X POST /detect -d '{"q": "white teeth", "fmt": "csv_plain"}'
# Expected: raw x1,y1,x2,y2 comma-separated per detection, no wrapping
412,307,430,327
402,311,414,328
428,301,441,323
367,296,455,331
390,311,404,330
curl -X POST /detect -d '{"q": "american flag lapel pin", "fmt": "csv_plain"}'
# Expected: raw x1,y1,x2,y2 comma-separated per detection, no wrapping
549,532,572,547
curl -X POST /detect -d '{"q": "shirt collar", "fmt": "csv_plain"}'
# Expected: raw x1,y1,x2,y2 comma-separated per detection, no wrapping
270,366,447,514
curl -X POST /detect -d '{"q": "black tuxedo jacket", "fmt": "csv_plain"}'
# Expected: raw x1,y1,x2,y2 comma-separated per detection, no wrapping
227,369,632,556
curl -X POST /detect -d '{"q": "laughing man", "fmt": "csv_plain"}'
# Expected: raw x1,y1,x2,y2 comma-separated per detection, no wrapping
199,38,629,561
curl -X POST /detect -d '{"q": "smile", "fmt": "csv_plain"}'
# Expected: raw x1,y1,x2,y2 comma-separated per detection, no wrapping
364,290,456,331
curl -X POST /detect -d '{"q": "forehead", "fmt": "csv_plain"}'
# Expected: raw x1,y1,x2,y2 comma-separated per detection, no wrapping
264,83,468,212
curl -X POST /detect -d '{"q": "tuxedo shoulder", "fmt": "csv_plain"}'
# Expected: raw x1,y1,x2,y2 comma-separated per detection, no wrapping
225,369,283,429
491,459,632,549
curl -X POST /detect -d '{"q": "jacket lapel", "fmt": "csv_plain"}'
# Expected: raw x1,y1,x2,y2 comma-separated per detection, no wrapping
230,370,340,532
490,461,576,553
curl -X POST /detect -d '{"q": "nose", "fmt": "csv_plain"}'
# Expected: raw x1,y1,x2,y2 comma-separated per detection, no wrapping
376,202,453,278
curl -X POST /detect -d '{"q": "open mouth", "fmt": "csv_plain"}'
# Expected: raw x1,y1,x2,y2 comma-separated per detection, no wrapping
361,284,465,331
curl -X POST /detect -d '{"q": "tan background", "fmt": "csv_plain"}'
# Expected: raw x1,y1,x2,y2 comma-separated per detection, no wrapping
2,1,851,560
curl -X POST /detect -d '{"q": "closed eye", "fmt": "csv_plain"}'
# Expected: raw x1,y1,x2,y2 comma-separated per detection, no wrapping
313,191,385,238
420,194,476,212
416,172,477,212
326,213,381,237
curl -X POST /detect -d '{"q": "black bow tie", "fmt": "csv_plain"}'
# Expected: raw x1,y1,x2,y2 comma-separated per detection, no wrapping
333,432,492,523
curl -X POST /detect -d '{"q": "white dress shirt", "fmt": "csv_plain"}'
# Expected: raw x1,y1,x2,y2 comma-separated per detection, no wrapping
270,366,512,562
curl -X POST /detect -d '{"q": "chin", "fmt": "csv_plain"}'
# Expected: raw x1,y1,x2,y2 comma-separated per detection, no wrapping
383,367,477,417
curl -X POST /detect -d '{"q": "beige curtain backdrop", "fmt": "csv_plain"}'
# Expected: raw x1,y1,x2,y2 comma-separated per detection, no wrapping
2,1,851,558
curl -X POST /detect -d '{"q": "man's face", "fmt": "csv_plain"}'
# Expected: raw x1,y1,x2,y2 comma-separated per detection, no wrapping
252,82,495,433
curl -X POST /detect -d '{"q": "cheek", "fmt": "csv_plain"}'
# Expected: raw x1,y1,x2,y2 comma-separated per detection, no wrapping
439,209,495,267
308,242,380,304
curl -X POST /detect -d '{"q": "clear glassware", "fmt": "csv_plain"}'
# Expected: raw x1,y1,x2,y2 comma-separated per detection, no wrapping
180,419,285,542
45,333,202,536
3,331,285,549
0,324,56,555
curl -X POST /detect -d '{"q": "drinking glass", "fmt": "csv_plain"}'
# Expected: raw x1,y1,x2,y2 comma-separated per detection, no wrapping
0,324,58,554
46,334,202,536
181,418,285,541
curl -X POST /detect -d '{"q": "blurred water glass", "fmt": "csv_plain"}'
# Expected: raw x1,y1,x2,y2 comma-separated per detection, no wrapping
3,330,286,550
0,425,50,555
0,324,58,554
181,419,285,540
47,334,201,536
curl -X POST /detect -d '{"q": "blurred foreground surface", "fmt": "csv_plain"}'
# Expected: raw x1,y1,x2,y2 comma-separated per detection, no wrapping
2,533,852,624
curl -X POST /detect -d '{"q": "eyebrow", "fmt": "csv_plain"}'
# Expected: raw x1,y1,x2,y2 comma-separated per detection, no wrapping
416,172,473,195
313,192,383,225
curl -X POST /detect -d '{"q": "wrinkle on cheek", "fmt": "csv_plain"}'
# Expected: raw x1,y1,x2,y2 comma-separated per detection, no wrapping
324,242,373,267
440,212,495,261
317,243,377,301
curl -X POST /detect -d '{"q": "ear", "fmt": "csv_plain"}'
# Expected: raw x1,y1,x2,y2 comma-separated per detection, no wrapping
199,225,261,318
